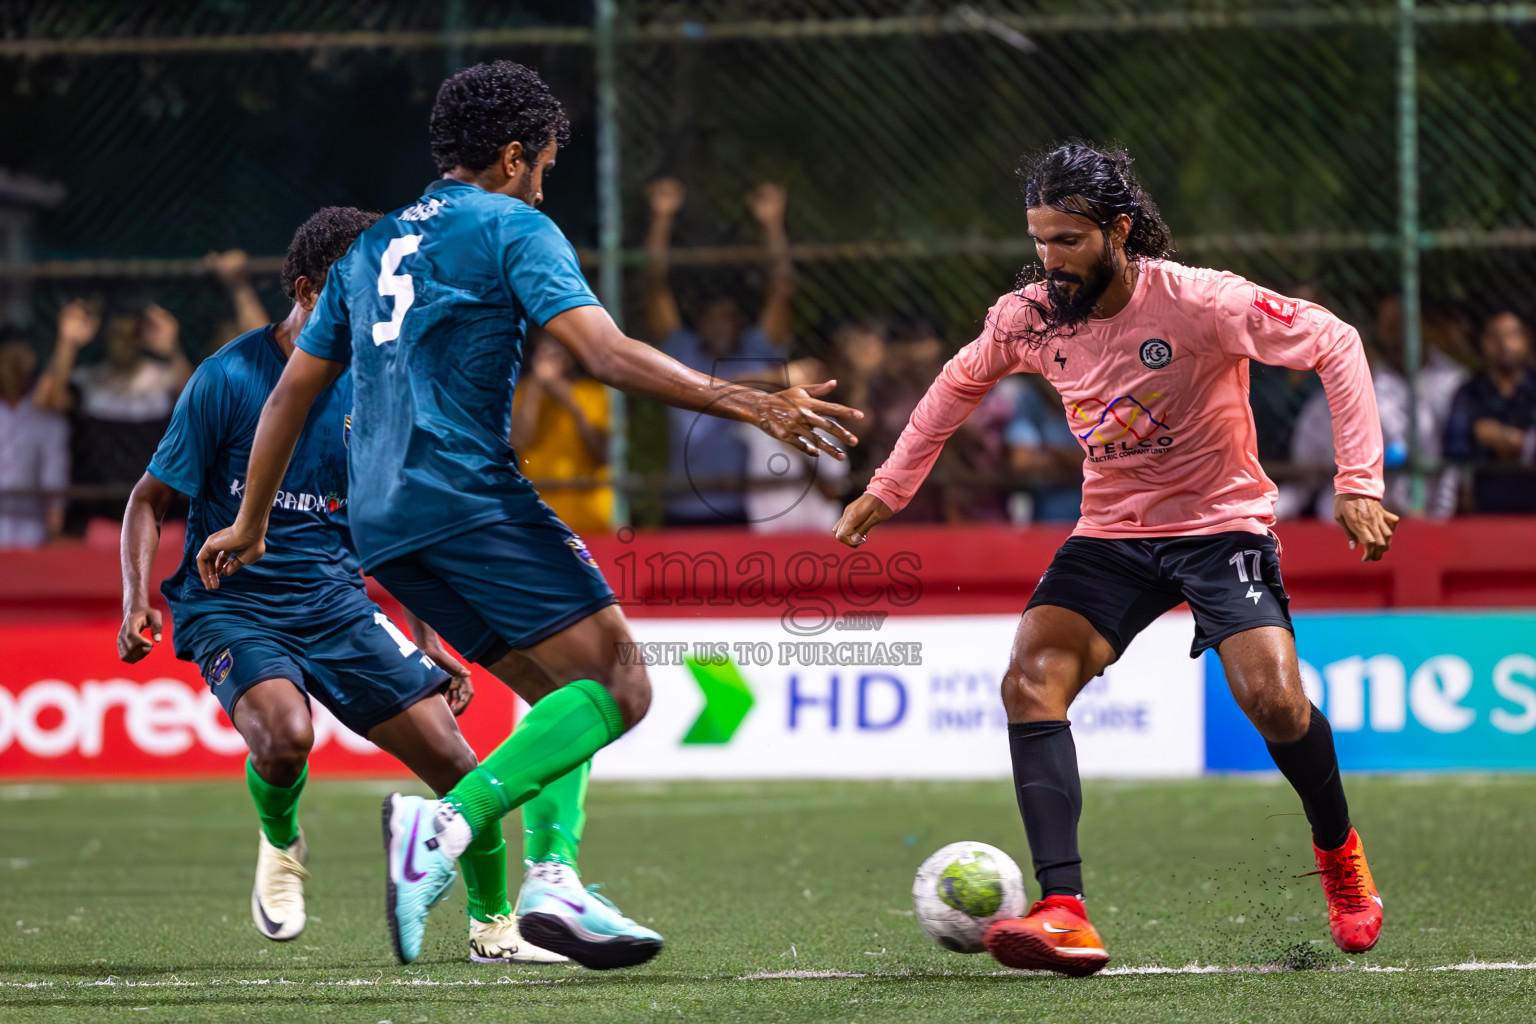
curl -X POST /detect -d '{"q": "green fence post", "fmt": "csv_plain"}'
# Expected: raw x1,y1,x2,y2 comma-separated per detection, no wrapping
1398,0,1424,512
595,0,628,528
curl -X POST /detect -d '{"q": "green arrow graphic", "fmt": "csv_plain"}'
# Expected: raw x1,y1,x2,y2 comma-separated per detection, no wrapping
681,654,755,744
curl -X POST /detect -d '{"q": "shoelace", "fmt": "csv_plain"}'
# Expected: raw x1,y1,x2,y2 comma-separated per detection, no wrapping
1299,856,1372,914
266,850,310,907
474,913,518,954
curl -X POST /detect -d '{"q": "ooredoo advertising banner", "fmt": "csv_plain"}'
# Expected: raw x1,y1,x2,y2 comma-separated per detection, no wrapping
0,619,516,777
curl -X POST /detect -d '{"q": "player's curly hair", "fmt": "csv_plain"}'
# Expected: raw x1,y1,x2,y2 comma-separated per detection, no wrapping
280,206,380,300
429,60,572,174
998,142,1174,348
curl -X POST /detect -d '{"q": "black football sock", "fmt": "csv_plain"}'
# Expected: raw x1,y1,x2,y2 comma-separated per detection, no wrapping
1265,703,1352,851
1007,720,1084,899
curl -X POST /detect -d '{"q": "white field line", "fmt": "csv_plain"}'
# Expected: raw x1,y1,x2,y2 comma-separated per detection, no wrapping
4,961,1536,991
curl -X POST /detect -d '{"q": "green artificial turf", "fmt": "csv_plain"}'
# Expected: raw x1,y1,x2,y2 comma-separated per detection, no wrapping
1,776,1533,1023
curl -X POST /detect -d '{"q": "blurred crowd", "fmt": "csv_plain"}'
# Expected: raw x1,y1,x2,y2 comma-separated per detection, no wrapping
3,186,1536,548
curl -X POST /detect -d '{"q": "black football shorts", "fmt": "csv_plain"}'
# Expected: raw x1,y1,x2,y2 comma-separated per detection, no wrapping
1025,531,1293,659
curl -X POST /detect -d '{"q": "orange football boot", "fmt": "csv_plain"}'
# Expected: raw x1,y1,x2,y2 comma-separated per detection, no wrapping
984,895,1109,977
1309,828,1383,953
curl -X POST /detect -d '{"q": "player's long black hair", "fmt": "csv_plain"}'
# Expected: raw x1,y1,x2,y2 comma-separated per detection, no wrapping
999,142,1174,348
430,60,572,174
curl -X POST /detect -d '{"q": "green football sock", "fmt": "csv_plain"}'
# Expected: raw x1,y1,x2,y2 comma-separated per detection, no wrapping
458,824,513,923
246,758,306,849
522,760,590,869
447,679,622,838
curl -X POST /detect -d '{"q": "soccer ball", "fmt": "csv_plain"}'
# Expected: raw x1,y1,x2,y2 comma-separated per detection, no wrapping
912,841,1027,953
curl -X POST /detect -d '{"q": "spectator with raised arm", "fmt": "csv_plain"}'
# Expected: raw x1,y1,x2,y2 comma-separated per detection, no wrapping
206,248,273,343
511,328,613,533
0,334,68,547
36,297,192,528
1443,308,1536,513
643,176,794,525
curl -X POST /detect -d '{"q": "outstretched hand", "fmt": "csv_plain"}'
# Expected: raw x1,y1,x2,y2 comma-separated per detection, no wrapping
835,492,894,548
755,380,862,459
196,522,267,590
1333,493,1398,562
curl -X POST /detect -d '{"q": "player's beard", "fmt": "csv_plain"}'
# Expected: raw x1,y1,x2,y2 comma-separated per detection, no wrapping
1045,241,1117,327
512,166,539,207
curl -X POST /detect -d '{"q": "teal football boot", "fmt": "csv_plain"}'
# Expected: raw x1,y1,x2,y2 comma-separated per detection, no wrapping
383,793,458,964
515,861,663,970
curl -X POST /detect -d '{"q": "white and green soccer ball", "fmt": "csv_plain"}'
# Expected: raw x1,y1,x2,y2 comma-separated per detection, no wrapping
912,841,1027,953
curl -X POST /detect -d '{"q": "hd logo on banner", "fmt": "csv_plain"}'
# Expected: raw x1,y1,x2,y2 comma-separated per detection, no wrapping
1205,612,1536,771
592,614,1204,780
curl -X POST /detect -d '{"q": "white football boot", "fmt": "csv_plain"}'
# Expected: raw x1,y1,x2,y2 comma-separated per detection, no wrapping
468,913,569,964
251,830,310,941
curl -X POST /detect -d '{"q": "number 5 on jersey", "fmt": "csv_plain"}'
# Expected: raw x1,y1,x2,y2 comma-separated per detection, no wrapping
373,235,422,346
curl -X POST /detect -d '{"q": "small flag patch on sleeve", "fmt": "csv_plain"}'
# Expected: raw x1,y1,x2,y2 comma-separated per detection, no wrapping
1252,289,1299,327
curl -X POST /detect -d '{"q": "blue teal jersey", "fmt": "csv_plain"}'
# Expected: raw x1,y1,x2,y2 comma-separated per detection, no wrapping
150,326,363,659
295,179,602,570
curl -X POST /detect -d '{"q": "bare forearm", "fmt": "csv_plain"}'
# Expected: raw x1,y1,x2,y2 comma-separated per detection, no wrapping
235,352,342,532
643,214,681,339
34,348,77,412
235,388,311,531
121,492,166,612
400,605,436,649
759,220,794,344
593,333,760,422
574,418,610,465
229,282,269,335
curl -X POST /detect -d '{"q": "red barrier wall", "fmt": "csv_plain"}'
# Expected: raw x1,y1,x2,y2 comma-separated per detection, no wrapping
2,516,1534,624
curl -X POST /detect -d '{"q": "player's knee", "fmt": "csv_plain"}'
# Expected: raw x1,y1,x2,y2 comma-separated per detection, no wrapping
249,717,314,782
605,672,651,733
1003,648,1080,720
1244,690,1310,744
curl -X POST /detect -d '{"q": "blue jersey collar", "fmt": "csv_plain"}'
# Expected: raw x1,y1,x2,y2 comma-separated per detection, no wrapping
261,323,285,364
424,178,475,196
422,178,530,209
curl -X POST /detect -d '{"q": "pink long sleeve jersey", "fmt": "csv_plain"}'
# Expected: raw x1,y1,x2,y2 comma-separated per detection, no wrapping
866,260,1385,538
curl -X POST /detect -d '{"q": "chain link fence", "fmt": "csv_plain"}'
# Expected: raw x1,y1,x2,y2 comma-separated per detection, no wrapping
4,1,1535,520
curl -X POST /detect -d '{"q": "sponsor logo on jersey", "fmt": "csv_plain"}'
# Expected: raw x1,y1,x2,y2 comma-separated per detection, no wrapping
1069,394,1177,462
1139,338,1172,369
399,196,447,222
1252,288,1299,327
1069,394,1176,461
344,413,352,448
209,648,234,687
566,536,599,568
228,478,347,515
